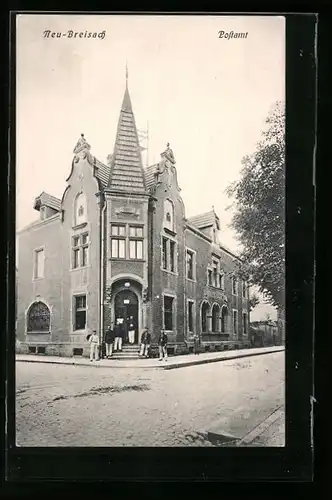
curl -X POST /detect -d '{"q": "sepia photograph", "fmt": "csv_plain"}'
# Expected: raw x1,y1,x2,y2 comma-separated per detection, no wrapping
15,13,286,448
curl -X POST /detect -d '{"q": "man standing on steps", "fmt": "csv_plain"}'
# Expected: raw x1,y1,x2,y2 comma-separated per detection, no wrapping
113,318,123,352
128,315,136,344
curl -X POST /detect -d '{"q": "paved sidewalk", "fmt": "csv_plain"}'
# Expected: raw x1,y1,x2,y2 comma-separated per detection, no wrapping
16,345,284,370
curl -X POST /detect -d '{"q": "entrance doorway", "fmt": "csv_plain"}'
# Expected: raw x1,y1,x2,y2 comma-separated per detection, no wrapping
114,290,139,344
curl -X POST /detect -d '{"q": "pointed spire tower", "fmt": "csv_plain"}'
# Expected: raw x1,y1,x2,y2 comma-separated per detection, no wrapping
107,66,147,194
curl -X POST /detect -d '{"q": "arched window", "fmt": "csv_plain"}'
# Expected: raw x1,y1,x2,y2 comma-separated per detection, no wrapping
212,304,220,333
201,301,210,333
75,192,87,226
221,306,229,333
164,199,174,231
27,301,50,332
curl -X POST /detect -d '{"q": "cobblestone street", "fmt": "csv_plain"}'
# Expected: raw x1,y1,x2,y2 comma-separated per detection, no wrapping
16,351,284,447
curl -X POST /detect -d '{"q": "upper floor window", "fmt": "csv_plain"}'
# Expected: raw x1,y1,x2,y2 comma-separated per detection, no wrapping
72,233,89,269
186,249,196,280
212,260,219,287
232,277,238,295
162,237,168,269
207,258,224,288
164,199,174,232
242,280,248,298
110,224,144,260
129,239,143,259
129,226,143,238
33,248,45,279
162,236,176,273
112,224,126,237
75,192,87,226
129,225,144,260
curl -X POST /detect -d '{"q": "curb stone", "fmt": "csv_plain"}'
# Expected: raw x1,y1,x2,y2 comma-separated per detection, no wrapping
205,405,284,446
16,347,284,370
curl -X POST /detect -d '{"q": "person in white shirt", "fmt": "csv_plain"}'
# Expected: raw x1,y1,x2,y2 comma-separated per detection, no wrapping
127,315,136,344
89,330,99,361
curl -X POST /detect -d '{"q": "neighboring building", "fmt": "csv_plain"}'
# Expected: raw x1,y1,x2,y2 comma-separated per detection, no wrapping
277,307,285,345
16,79,251,357
249,320,282,347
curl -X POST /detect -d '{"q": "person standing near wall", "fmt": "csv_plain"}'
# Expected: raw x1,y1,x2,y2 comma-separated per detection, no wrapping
104,324,114,358
139,328,151,358
158,329,168,362
193,333,200,355
89,330,99,362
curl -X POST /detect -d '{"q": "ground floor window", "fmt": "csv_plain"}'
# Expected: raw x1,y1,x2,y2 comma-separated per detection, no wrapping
212,304,220,332
233,309,238,336
74,295,86,330
27,301,50,332
188,300,194,333
242,312,248,335
221,306,228,333
163,295,174,331
201,301,210,333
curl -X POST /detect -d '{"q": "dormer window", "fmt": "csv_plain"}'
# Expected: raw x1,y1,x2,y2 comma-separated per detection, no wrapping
78,205,84,218
166,212,171,222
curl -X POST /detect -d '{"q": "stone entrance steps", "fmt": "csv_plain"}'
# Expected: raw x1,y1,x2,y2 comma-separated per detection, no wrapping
111,344,140,360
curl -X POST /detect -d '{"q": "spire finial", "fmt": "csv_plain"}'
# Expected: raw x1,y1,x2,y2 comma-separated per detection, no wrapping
161,142,176,164
125,62,128,87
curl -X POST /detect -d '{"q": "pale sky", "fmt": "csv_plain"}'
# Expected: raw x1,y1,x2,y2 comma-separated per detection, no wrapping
16,14,285,320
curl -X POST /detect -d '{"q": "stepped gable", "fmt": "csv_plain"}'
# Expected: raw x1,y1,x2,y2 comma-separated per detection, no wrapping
107,82,147,195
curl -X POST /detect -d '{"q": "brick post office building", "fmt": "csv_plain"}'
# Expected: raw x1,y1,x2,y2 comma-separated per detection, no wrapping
16,81,251,357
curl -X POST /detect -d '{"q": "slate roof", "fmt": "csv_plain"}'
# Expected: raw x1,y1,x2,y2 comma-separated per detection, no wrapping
94,158,111,189
187,210,220,230
107,85,147,194
34,192,61,212
144,163,159,190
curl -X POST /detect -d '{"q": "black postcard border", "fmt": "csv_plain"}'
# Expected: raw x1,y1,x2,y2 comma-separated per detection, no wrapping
4,11,317,485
